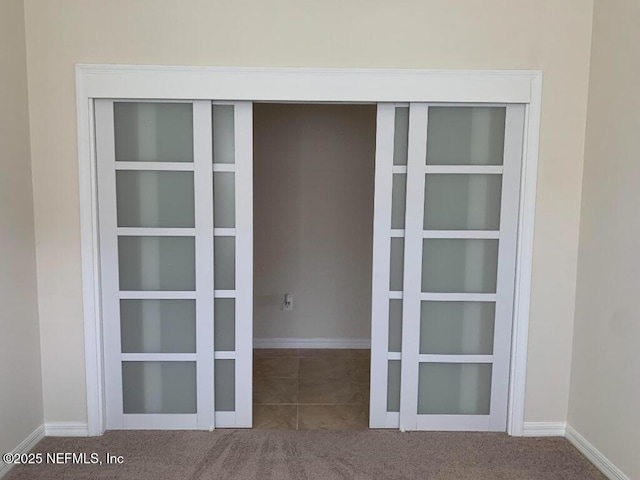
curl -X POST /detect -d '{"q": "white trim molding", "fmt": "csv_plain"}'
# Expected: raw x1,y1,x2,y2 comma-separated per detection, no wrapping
76,65,542,436
565,425,631,480
253,338,371,349
506,72,543,436
0,425,45,478
44,422,89,437
523,422,566,437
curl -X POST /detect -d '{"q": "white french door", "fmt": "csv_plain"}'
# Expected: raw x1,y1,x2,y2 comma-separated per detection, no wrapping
370,103,524,431
96,99,253,430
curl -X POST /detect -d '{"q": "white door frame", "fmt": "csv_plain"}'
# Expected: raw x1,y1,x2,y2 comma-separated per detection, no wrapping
76,65,542,436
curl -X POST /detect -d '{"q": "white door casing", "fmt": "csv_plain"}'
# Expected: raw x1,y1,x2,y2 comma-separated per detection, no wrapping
77,66,542,436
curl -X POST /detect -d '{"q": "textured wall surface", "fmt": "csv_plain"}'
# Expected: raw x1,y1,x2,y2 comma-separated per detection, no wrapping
0,0,43,456
254,103,376,342
568,0,640,477
23,0,593,424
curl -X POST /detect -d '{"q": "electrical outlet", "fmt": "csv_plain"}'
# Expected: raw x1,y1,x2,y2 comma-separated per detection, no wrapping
283,293,293,311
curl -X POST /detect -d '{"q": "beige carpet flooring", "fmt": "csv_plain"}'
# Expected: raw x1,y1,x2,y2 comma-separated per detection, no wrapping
5,430,605,479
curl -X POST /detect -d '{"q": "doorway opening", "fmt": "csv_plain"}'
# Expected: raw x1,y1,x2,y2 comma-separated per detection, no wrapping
252,103,377,429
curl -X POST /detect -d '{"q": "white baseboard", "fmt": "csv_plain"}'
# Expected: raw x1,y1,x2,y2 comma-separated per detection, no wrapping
0,424,45,479
522,421,566,437
253,337,371,349
565,424,630,480
44,422,89,437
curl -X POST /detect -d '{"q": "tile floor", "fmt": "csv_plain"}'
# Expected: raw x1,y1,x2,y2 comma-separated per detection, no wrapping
253,348,371,430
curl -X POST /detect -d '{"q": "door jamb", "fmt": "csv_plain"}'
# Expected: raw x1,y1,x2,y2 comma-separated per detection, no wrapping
76,65,542,436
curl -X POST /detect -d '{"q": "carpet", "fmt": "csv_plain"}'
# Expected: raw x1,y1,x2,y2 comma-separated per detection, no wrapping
4,430,605,479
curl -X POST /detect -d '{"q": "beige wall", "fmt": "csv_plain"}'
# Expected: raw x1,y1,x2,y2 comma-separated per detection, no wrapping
253,104,376,342
0,0,44,454
568,0,640,477
23,0,593,424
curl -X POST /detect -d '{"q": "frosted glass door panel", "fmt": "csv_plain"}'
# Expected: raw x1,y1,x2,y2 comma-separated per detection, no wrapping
391,174,407,229
214,299,235,351
212,105,235,164
214,237,235,289
388,300,403,352
389,238,404,291
213,173,235,228
122,361,196,414
387,360,401,412
423,175,502,230
118,237,195,291
418,363,492,415
116,171,195,228
114,103,194,162
420,302,495,355
422,239,498,293
393,107,409,165
120,299,196,353
215,360,235,411
426,107,505,165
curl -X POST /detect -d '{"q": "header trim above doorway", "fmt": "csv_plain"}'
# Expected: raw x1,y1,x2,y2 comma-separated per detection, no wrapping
75,65,542,437
77,65,539,103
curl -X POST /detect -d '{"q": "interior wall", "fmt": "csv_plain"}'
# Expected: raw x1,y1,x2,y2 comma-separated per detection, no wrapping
568,0,640,477
23,0,593,425
253,104,376,343
0,0,44,455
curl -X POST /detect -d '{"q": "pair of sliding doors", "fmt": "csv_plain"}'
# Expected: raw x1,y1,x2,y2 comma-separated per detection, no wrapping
370,104,524,431
96,99,523,431
96,100,252,430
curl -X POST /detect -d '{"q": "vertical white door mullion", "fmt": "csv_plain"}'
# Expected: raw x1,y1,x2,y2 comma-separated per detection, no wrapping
399,103,429,431
193,101,215,430
233,101,253,427
490,104,525,430
95,99,123,429
369,103,395,428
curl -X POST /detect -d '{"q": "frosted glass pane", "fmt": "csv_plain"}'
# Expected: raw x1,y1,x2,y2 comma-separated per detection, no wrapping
120,299,196,353
122,361,196,414
212,105,235,164
391,174,406,229
422,239,498,293
424,174,502,230
213,173,235,228
118,237,195,291
387,360,401,412
214,237,235,290
116,171,194,228
214,299,235,351
388,300,403,353
114,103,193,162
389,238,404,291
418,363,492,415
426,107,505,165
420,302,495,355
215,360,235,411
393,107,409,165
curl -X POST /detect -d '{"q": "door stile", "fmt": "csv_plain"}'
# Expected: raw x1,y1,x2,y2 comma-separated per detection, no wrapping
369,103,396,428
193,101,215,430
233,101,254,428
399,103,429,431
489,104,525,430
